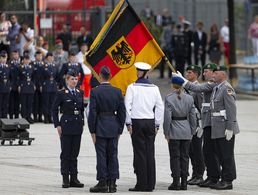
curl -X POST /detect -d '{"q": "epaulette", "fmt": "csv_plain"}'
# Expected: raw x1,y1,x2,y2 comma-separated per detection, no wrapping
76,89,80,92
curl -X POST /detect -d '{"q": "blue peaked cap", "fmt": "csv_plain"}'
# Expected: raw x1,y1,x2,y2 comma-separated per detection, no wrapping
171,76,184,86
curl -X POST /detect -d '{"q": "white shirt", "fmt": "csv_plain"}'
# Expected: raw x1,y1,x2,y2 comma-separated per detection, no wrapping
76,51,91,75
197,30,202,40
220,25,229,43
125,82,164,126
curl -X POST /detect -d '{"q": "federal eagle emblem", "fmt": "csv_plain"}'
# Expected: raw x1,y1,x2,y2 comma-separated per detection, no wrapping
107,36,135,69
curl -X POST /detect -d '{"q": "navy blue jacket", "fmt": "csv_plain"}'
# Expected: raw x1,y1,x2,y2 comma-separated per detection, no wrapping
9,60,20,91
32,61,44,90
42,63,58,93
18,64,35,94
0,64,11,93
88,83,126,138
52,88,84,135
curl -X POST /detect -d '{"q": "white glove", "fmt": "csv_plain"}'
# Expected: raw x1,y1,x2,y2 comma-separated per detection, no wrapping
225,129,233,141
196,127,203,138
172,71,180,77
176,71,188,86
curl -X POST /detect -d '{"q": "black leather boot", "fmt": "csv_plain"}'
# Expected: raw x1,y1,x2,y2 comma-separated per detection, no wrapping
44,115,49,124
70,174,84,188
181,177,187,190
33,115,38,122
62,174,70,188
48,115,53,123
168,177,180,190
38,114,43,122
90,180,108,193
109,179,117,193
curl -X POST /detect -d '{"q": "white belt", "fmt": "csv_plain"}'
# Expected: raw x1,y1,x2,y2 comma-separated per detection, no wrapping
202,103,210,107
212,110,227,119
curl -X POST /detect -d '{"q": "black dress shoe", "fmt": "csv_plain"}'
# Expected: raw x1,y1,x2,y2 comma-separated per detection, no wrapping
129,187,142,192
90,180,108,193
27,117,34,124
188,177,204,185
210,181,233,190
187,176,196,184
109,179,117,193
70,176,84,188
181,177,187,190
198,178,218,188
168,183,180,190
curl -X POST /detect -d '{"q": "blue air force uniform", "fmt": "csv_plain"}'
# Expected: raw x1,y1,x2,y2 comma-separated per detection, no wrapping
0,63,11,118
18,62,35,122
9,59,20,118
52,84,84,178
32,60,44,121
42,62,58,123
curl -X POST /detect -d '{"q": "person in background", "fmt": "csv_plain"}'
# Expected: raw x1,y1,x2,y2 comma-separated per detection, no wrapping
41,52,58,124
52,69,85,189
9,50,21,119
248,15,258,56
7,14,21,53
76,26,93,50
220,19,229,66
163,76,196,191
0,50,11,118
57,24,72,52
18,54,35,124
35,36,48,57
125,62,164,192
183,20,193,66
207,24,222,65
0,12,11,55
88,66,126,193
53,39,68,75
32,51,44,122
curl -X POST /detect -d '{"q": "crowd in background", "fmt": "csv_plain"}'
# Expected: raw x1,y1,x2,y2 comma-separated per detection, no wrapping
0,11,93,124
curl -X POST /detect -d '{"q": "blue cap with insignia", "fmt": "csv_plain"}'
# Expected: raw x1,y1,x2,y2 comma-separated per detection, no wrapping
67,69,78,77
171,76,184,86
100,65,111,77
135,62,151,71
0,50,7,57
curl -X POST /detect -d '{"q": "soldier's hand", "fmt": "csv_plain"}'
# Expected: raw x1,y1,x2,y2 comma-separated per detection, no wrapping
127,125,133,135
40,86,42,92
57,126,62,137
196,127,203,138
165,136,169,143
91,133,96,144
155,127,159,135
225,129,233,141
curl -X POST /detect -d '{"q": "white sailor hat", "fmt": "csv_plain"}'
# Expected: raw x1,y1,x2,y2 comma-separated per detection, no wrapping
183,20,191,26
134,62,151,71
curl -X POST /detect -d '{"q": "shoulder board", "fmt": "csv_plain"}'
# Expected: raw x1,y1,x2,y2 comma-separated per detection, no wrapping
76,89,80,92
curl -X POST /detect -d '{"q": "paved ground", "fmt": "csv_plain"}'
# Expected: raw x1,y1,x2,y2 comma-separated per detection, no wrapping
0,70,258,195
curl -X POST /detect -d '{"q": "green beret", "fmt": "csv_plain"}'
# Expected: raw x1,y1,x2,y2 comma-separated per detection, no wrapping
213,65,228,72
186,64,201,73
203,63,217,71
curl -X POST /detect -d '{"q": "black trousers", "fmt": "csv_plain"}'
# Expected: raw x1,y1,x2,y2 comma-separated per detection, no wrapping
0,92,9,118
33,89,42,117
95,137,119,180
168,139,191,178
214,136,236,182
9,90,20,117
194,52,206,67
203,126,221,179
60,134,82,175
159,50,172,78
174,56,186,75
131,119,156,191
42,92,56,116
20,93,34,118
189,134,205,178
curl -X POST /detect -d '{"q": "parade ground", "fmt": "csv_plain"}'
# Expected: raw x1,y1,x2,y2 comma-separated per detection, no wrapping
1,70,258,195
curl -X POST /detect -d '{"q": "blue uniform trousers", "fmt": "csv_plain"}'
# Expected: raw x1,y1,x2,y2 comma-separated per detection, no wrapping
9,90,19,118
203,126,221,180
0,93,9,118
20,94,34,118
33,89,42,117
60,134,82,175
95,136,119,181
42,92,56,117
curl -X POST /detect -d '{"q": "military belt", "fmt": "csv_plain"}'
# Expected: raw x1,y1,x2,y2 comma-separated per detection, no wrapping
212,110,227,119
202,103,210,107
172,116,187,120
63,110,81,115
99,111,117,116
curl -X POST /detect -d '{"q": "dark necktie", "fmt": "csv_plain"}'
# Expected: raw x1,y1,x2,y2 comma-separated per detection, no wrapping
71,90,76,96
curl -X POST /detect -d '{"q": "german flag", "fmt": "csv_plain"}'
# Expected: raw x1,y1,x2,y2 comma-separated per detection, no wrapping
86,0,164,95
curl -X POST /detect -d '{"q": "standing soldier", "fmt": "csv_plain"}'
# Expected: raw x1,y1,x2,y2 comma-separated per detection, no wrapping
32,51,44,122
163,76,196,191
0,50,11,118
59,50,84,89
52,70,84,188
184,65,205,185
125,62,164,192
209,65,239,190
41,52,58,124
9,50,21,118
88,66,126,193
173,63,221,188
18,54,35,123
